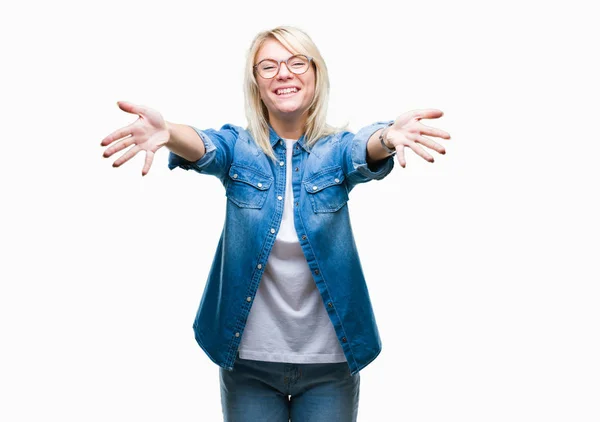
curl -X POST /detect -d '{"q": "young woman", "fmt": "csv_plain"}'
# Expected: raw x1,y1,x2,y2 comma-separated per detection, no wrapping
101,26,450,422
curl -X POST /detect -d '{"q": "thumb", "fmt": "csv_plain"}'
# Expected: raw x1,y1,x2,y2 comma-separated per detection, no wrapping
117,101,147,116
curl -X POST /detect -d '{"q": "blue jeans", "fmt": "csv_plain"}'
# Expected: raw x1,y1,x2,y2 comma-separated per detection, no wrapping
219,354,360,421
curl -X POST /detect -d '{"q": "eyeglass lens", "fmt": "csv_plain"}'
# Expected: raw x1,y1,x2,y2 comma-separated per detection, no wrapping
256,55,310,78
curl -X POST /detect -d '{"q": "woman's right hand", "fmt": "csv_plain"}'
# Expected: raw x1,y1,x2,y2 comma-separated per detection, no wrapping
101,101,170,176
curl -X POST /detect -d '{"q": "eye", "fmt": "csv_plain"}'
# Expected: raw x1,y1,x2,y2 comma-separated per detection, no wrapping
290,55,308,64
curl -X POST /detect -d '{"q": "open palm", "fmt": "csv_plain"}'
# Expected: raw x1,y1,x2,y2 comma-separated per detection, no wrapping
100,101,170,176
386,109,451,168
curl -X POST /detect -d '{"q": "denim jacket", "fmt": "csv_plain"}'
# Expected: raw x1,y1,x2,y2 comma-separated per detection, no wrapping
168,121,394,375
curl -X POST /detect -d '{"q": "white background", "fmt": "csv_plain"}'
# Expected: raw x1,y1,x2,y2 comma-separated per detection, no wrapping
1,0,598,421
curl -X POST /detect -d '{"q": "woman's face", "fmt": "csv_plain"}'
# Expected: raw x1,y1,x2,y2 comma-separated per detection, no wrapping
255,38,316,124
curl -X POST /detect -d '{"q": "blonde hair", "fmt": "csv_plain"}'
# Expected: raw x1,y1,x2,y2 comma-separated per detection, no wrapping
243,26,340,161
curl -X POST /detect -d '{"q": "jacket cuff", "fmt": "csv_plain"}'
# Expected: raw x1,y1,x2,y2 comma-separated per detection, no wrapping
167,127,217,172
351,121,395,180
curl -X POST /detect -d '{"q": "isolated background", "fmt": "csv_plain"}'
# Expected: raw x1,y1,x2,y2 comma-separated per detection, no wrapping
1,0,598,421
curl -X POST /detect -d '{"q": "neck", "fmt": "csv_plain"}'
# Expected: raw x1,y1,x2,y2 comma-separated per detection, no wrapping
268,111,307,140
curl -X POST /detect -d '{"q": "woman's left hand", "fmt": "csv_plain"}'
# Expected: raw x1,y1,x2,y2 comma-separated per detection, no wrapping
385,109,451,168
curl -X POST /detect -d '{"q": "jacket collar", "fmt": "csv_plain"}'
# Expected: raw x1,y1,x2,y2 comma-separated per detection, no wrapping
268,125,312,154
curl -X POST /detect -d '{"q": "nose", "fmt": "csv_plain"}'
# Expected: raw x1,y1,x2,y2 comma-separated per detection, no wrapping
276,62,293,80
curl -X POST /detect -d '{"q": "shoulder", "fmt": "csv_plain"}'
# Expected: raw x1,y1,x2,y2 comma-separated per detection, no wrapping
311,129,349,149
211,123,244,139
217,124,258,146
202,124,253,150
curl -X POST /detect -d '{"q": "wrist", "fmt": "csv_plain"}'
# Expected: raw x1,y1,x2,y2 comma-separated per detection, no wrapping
378,122,396,155
383,127,394,149
165,121,173,146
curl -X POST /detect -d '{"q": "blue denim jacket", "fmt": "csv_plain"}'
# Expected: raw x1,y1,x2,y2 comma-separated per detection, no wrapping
168,122,394,375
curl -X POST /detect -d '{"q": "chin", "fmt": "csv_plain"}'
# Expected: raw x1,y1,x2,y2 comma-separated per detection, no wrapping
267,102,297,115
277,104,302,114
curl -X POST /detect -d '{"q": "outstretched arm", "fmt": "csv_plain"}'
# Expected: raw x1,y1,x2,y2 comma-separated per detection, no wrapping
366,109,451,168
165,122,206,162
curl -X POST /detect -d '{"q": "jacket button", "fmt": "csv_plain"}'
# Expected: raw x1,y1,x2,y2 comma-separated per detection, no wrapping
233,174,238,179
327,302,333,308
334,178,340,183
314,269,319,275
246,296,252,302
280,161,284,166
342,337,347,343
235,332,240,338
312,185,318,191
295,167,299,172
277,195,283,200
257,264,262,269
257,183,262,188
301,235,307,240
295,202,299,207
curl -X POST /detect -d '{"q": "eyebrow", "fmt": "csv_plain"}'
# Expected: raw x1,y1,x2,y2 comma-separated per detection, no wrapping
255,54,298,64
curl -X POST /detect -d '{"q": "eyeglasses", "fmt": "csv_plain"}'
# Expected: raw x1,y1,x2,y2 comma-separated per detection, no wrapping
254,54,313,79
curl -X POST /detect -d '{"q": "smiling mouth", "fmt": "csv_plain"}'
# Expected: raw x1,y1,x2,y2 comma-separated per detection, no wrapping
275,87,299,96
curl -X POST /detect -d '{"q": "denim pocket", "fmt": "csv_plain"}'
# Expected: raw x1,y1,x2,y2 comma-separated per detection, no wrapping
304,166,348,213
226,164,273,209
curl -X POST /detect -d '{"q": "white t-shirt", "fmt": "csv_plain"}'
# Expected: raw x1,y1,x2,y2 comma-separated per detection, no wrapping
237,138,347,363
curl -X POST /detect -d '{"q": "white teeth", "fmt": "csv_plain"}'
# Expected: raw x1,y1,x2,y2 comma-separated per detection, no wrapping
276,87,298,95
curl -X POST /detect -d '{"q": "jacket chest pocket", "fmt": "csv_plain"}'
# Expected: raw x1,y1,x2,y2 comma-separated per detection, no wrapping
303,166,348,213
226,165,273,209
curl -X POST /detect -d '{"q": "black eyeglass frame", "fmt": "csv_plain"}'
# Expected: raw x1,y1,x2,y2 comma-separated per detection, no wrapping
253,54,314,79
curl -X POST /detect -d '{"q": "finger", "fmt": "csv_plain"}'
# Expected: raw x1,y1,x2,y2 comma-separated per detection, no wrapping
117,101,150,117
408,141,434,163
112,145,141,168
101,126,135,146
415,135,446,155
418,123,451,139
413,109,444,121
396,146,407,168
141,151,155,176
103,135,136,158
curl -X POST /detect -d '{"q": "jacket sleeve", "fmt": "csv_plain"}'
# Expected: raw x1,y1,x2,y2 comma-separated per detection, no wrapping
167,124,240,184
341,121,395,192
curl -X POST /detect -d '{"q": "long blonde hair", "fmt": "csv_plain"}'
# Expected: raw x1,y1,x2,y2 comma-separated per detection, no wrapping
244,26,340,161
